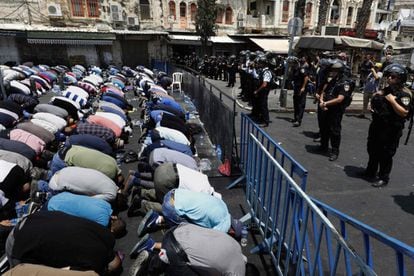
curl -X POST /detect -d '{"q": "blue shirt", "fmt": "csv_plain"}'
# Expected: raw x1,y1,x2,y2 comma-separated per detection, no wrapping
150,110,175,123
174,189,231,233
100,106,128,122
67,134,113,156
47,192,112,226
102,95,127,110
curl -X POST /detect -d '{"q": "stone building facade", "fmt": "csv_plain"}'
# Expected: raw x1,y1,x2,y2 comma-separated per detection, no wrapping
0,0,411,66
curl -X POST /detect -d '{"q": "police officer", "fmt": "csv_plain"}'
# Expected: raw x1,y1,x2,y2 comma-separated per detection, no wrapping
226,55,237,87
253,56,273,127
363,64,412,187
292,56,310,127
319,60,352,161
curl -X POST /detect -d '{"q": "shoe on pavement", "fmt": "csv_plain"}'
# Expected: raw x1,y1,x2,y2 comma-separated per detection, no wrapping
313,137,321,142
371,179,388,188
127,196,143,217
137,210,160,237
292,121,301,127
129,250,149,276
329,153,338,161
129,234,155,258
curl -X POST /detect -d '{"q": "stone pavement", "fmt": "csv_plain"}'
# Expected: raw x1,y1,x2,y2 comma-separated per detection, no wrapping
203,76,414,274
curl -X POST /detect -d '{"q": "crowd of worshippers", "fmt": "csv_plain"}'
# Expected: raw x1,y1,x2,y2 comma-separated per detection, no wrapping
0,62,247,275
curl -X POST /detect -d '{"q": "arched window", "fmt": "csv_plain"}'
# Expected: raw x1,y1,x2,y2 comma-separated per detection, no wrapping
190,3,197,21
225,7,232,24
330,0,341,24
346,7,353,25
169,1,176,20
180,2,186,18
305,2,312,26
140,0,150,20
282,0,289,22
216,8,224,23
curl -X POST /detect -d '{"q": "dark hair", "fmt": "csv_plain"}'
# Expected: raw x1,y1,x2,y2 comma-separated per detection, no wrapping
110,217,127,239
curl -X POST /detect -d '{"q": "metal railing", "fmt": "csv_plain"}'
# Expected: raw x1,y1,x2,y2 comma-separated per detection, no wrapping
167,64,238,167
227,113,308,190
312,198,414,275
245,133,376,275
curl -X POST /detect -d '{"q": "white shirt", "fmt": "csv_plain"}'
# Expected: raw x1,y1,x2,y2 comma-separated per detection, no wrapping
95,112,126,128
48,167,118,202
156,126,190,145
10,80,31,95
32,112,67,130
31,118,59,134
177,164,221,199
0,160,16,183
66,85,89,99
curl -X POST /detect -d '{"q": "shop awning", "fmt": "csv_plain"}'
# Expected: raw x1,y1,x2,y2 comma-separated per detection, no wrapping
168,35,202,45
296,36,384,50
167,35,243,45
27,39,113,45
249,38,289,54
26,31,115,45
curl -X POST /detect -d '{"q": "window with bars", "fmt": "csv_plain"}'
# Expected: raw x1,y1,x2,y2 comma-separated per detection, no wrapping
169,1,176,20
179,2,186,17
225,7,232,25
87,0,99,17
71,0,85,17
346,7,353,26
190,3,197,21
140,0,151,20
282,0,289,23
216,8,223,23
305,2,312,26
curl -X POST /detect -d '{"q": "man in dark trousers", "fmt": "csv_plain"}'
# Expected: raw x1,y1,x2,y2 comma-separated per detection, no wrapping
292,56,309,127
318,60,353,161
363,64,412,187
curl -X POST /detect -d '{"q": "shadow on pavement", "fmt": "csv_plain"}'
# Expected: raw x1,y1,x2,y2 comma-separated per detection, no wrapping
275,115,293,123
392,193,414,216
302,130,319,139
305,144,329,156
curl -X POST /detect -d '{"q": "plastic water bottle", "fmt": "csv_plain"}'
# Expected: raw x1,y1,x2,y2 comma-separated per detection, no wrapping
216,145,222,162
240,226,248,247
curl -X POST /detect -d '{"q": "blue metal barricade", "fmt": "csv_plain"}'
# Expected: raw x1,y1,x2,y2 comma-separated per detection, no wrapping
245,133,376,275
311,199,414,275
227,113,308,190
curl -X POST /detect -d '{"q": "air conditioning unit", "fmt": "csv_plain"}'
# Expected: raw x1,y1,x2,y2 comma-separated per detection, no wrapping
47,3,62,17
111,5,123,22
322,25,340,35
127,17,138,26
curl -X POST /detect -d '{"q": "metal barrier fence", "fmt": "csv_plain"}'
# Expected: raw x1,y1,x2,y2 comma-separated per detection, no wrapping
245,133,376,275
167,64,238,166
311,198,414,275
227,113,308,190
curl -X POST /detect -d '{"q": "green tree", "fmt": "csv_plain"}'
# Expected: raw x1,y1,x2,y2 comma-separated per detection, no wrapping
195,0,217,55
316,0,329,34
355,0,374,38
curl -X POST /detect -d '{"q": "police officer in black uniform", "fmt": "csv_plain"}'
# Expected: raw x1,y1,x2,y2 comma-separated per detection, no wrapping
292,56,310,127
319,60,352,161
227,55,237,87
363,64,412,187
253,56,273,127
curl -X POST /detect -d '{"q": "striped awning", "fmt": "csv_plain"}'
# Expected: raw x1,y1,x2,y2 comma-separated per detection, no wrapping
27,38,113,45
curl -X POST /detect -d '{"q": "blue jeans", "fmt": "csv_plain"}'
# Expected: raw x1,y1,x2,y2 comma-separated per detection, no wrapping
47,153,66,180
161,190,186,226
